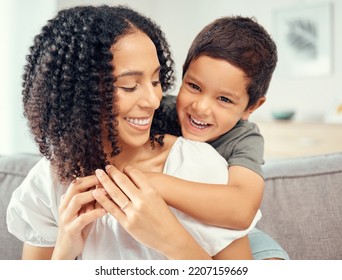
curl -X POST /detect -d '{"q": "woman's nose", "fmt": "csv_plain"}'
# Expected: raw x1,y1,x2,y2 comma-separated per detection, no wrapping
140,84,162,109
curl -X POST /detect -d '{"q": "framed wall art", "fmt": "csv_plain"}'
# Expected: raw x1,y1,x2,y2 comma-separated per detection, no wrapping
274,2,333,78
325,93,342,123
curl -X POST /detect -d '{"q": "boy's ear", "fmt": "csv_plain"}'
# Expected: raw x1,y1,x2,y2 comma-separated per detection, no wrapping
241,97,266,120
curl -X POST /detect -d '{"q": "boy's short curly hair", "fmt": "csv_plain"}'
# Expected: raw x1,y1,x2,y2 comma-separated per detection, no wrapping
182,16,277,108
22,5,174,182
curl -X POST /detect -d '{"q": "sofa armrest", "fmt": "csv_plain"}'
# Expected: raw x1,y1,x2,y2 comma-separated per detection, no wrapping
259,153,342,260
0,153,41,260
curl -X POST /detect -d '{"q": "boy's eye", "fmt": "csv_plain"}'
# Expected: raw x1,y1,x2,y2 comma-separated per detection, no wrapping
218,96,231,103
188,82,201,92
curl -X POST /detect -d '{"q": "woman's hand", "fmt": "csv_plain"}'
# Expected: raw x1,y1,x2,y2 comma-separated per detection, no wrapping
52,175,107,260
93,165,211,260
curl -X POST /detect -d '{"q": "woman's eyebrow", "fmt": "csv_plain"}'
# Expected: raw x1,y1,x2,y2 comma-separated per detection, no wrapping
116,66,161,78
116,70,143,78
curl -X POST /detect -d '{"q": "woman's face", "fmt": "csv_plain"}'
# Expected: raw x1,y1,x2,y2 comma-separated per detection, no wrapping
111,31,162,150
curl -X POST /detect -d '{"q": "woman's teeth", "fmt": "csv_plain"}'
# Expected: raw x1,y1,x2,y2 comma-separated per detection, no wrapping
125,117,150,126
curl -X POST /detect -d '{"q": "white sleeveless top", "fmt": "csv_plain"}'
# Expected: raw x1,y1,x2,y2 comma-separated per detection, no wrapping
7,137,261,259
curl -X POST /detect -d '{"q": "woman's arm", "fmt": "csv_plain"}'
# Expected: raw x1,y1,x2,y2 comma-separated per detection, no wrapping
22,244,54,260
146,165,264,229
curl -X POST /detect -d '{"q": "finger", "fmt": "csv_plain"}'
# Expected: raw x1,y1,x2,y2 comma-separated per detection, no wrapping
62,190,99,221
78,185,103,215
79,201,96,215
93,188,127,221
72,207,107,231
60,175,100,211
105,165,139,199
95,201,103,210
95,169,130,209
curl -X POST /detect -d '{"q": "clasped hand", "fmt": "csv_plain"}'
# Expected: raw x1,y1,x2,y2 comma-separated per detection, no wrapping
53,165,202,259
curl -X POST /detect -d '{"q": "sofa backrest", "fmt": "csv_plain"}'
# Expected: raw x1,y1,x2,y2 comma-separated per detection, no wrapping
259,152,342,260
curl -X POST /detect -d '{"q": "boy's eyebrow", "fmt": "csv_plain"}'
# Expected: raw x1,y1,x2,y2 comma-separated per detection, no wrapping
222,90,241,101
116,66,161,78
186,73,241,100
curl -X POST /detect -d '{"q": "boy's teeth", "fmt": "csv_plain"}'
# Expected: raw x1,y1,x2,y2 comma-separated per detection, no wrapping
190,116,209,128
126,117,150,126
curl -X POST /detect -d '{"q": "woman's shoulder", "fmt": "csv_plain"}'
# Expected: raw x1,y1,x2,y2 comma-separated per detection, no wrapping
14,157,67,199
164,136,228,183
171,136,225,157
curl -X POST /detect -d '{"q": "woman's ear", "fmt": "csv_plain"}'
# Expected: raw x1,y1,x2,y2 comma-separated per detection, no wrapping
241,97,266,120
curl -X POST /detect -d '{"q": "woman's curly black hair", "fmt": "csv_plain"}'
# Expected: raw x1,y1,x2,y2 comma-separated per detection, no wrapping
22,5,175,182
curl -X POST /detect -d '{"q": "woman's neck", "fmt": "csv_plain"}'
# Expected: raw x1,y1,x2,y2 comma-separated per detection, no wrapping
109,134,177,173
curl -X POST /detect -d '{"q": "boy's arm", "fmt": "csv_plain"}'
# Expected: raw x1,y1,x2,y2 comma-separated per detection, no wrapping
213,236,253,260
146,165,263,230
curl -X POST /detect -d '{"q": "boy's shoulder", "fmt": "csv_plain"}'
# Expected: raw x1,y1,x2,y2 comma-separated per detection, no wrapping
210,120,261,146
232,119,260,133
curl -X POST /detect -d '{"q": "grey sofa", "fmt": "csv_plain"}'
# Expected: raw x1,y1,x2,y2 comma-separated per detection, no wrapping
1,152,342,260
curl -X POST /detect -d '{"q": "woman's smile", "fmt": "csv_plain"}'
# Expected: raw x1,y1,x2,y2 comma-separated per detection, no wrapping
124,116,152,131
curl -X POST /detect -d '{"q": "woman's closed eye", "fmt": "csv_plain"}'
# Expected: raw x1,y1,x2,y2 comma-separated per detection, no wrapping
118,84,138,92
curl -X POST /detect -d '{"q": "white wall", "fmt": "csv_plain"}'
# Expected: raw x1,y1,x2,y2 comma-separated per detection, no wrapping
56,0,342,121
0,0,57,155
2,0,340,155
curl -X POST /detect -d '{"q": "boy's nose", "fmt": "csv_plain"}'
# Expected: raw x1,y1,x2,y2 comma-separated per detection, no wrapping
192,97,212,116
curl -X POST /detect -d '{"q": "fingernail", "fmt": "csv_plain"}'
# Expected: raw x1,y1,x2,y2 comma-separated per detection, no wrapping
105,165,112,171
95,169,104,177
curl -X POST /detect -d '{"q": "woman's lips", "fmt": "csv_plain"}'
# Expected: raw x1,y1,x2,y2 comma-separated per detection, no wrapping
124,117,151,130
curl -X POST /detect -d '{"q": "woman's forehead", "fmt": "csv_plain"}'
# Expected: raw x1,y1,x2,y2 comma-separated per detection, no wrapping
111,31,160,77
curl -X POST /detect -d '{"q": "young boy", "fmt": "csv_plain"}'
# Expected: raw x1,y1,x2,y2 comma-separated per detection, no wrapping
150,15,289,259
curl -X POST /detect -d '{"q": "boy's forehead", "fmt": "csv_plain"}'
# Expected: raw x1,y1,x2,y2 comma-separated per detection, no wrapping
187,55,249,91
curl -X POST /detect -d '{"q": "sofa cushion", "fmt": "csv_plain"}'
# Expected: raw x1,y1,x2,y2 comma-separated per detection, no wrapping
0,154,41,260
259,152,342,260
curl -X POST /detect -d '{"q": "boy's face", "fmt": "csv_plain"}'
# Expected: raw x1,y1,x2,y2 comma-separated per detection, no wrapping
177,55,264,142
